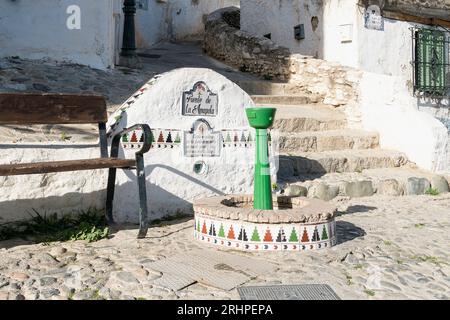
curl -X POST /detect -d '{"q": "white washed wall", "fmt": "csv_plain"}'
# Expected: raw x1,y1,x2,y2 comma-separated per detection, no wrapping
106,68,265,222
135,0,240,48
240,0,450,172
352,13,450,173
240,0,323,58
0,0,116,70
0,145,106,223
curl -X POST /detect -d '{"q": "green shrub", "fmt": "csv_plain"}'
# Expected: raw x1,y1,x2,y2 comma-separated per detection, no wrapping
425,187,440,196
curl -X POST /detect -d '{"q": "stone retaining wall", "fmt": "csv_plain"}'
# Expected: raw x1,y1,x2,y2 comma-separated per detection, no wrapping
204,7,363,111
203,7,292,81
288,55,363,108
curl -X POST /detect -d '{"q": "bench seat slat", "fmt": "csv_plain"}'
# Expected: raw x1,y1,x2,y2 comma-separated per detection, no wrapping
0,93,107,124
0,158,136,176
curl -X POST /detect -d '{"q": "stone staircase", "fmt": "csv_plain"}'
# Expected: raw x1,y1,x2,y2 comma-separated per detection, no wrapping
237,80,450,200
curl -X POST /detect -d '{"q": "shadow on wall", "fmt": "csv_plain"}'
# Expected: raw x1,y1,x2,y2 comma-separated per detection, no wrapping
115,163,226,222
277,154,330,180
0,189,106,224
0,160,226,225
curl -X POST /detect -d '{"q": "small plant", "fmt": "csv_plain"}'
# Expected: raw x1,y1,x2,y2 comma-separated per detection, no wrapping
364,289,375,297
425,187,440,196
0,208,108,243
70,223,109,242
272,183,279,191
354,264,364,270
383,240,392,246
60,131,72,141
414,223,425,229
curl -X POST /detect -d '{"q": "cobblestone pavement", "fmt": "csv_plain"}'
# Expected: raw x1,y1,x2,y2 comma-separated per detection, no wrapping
0,194,448,300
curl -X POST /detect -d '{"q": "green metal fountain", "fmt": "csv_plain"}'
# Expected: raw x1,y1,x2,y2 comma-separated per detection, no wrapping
245,107,277,210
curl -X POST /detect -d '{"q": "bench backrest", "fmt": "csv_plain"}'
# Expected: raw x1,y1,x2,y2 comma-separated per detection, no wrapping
0,93,109,157
0,93,107,124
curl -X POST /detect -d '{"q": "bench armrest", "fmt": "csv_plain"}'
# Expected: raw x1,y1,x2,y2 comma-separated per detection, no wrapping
110,124,152,158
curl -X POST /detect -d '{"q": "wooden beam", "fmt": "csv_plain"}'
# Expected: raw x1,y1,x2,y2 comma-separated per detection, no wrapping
0,158,136,176
432,18,450,29
383,10,450,29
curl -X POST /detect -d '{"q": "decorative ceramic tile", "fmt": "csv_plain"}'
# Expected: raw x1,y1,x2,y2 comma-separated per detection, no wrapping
194,214,336,251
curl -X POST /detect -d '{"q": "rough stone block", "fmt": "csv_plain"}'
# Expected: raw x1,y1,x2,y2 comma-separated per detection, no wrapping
377,179,403,196
284,185,308,197
344,180,374,198
310,183,339,201
430,176,450,193
406,177,431,195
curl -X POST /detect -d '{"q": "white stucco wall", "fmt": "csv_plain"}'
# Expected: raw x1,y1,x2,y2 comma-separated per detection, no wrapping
135,0,240,48
322,0,359,67
240,0,323,58
239,0,450,172
352,12,450,173
0,145,106,224
106,68,269,222
359,72,449,172
0,0,117,70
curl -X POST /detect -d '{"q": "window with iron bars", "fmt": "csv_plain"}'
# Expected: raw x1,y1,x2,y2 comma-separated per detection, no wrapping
411,27,449,97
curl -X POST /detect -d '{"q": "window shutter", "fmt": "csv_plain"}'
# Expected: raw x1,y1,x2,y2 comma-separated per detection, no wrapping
416,29,446,95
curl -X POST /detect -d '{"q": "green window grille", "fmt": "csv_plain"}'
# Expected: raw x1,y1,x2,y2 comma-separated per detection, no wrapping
412,27,449,96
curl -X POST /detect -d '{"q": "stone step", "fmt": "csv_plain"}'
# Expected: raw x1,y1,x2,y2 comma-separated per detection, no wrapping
251,94,320,105
278,129,379,153
278,149,410,176
237,80,296,95
278,167,450,200
269,104,347,132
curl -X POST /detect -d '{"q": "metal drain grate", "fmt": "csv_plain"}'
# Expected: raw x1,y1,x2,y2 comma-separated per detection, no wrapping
238,284,340,300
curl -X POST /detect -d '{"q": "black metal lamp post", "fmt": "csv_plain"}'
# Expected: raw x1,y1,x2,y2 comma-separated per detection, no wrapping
119,0,141,68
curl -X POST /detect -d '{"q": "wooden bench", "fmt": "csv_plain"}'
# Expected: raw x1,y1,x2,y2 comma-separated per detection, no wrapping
0,93,152,238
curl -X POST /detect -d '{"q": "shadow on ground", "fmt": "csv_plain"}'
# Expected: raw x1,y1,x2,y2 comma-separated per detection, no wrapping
336,205,378,217
336,221,366,245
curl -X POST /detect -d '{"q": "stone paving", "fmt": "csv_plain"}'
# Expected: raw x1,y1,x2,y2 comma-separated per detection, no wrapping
0,194,448,300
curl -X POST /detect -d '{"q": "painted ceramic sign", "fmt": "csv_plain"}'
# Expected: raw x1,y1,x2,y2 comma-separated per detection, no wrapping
365,5,384,31
183,119,221,157
182,81,218,116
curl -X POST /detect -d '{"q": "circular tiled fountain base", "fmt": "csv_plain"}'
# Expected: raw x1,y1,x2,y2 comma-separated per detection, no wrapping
193,195,337,251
